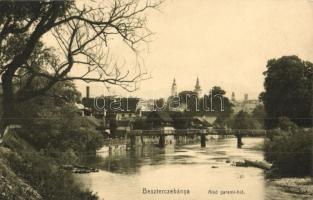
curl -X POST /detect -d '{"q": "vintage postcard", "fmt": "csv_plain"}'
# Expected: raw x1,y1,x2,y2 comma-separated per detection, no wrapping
0,0,312,200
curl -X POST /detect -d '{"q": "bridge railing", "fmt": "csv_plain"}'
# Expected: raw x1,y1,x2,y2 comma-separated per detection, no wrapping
230,129,267,136
129,129,203,135
128,128,267,136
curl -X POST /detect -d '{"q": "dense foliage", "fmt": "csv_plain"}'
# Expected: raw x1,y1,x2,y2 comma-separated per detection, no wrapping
264,128,312,177
206,86,234,128
231,110,260,130
252,104,266,128
15,82,104,158
260,55,313,128
3,132,98,200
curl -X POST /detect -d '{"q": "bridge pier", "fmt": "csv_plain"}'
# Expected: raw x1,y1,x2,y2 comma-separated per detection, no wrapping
126,129,266,149
200,134,206,147
159,135,165,148
236,135,243,148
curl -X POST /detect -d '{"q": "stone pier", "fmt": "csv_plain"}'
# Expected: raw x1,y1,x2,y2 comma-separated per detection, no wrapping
159,135,165,147
200,134,206,147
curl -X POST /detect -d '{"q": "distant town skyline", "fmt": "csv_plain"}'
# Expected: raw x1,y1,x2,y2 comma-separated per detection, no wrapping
74,0,313,100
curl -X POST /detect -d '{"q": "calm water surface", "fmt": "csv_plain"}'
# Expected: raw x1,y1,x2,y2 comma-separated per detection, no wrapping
75,137,309,200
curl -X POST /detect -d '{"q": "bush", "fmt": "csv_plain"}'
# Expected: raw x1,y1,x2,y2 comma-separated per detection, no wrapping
264,128,312,177
3,133,98,200
231,110,261,130
277,116,298,131
16,100,104,157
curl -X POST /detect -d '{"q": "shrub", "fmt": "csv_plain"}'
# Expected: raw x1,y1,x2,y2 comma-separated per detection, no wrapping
16,100,104,157
264,128,312,177
4,133,98,200
231,110,261,130
277,116,298,131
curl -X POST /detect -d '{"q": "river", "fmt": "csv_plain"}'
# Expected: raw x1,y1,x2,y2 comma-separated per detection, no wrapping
75,137,309,200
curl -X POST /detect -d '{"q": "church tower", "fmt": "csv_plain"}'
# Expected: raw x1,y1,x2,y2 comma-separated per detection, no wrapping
194,77,202,97
231,92,236,102
171,78,177,96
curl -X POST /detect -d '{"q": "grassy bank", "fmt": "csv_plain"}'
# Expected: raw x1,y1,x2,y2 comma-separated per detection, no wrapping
0,130,99,200
263,127,313,196
0,147,42,200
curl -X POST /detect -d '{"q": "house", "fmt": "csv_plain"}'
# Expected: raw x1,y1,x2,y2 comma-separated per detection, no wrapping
114,120,133,137
144,111,174,145
146,111,173,128
75,103,87,116
82,96,141,120
231,94,261,114
81,96,140,137
190,117,208,129
166,111,213,129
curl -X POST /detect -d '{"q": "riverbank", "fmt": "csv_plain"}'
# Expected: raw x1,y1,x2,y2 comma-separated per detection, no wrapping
269,177,313,196
0,130,99,200
251,138,313,197
0,147,42,200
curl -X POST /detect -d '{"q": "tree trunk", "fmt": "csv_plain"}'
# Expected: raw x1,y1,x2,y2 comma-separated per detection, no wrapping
0,71,17,137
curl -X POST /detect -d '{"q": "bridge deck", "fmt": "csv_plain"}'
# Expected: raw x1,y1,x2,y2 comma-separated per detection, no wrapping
127,129,267,137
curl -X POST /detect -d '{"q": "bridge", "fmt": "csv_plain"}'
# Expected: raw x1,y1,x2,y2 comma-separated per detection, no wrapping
126,129,267,149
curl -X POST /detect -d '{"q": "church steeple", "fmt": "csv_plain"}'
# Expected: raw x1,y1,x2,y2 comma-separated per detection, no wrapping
194,77,202,97
195,77,200,88
171,78,177,96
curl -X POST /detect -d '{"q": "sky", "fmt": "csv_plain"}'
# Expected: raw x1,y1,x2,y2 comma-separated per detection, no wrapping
75,0,313,100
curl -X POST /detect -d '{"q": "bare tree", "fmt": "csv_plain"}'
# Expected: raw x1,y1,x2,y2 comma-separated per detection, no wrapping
0,0,161,133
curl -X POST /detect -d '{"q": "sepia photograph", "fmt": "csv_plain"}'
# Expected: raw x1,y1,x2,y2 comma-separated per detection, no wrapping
0,0,312,200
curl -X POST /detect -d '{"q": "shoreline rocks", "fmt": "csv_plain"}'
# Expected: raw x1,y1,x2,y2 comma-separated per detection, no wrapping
60,165,99,174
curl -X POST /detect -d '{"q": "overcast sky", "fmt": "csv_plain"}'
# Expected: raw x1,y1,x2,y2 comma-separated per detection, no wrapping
76,0,313,100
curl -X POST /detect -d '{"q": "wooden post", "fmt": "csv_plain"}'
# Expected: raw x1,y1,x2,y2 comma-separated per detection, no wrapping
159,135,165,148
140,135,145,145
175,136,180,144
130,135,136,148
124,131,128,146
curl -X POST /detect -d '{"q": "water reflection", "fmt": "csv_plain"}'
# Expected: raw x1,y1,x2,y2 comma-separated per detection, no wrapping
81,145,172,174
76,138,308,200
